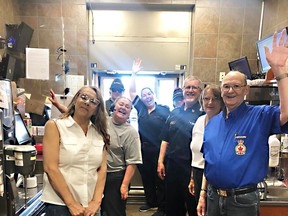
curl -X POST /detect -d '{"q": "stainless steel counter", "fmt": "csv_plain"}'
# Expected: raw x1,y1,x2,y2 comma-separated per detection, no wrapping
15,184,44,216
260,181,288,206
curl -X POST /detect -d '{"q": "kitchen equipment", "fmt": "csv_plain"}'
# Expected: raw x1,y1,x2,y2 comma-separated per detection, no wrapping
13,145,36,208
257,181,268,200
14,145,36,176
4,145,16,174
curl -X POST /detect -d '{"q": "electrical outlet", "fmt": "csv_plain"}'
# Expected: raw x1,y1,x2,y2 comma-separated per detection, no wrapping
219,72,226,82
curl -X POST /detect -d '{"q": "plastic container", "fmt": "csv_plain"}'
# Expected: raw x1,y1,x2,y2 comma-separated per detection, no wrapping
269,135,281,167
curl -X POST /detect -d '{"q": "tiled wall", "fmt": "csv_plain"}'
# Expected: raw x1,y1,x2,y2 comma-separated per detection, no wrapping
4,0,88,81
191,0,262,83
2,0,287,84
262,0,288,37
0,0,16,58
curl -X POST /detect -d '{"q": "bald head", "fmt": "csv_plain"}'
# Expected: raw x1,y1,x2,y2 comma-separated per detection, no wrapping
223,71,247,86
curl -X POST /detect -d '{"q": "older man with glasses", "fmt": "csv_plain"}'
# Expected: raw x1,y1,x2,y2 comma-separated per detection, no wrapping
198,28,288,216
157,75,205,216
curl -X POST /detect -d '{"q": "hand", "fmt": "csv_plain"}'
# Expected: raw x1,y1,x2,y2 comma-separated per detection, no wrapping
67,201,85,216
188,178,195,195
157,162,166,180
120,184,129,200
132,58,142,74
264,28,288,77
197,194,207,216
48,89,59,106
84,200,101,216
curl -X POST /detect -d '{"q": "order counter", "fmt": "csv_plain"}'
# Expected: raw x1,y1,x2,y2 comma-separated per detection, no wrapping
13,154,288,216
260,179,288,216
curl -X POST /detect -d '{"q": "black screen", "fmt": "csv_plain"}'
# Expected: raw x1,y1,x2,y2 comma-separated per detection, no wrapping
14,113,31,145
228,56,252,80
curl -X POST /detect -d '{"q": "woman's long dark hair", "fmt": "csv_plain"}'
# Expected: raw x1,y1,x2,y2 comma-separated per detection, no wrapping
61,86,110,149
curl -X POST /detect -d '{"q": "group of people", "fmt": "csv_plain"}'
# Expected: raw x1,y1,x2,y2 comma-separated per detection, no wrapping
41,28,288,216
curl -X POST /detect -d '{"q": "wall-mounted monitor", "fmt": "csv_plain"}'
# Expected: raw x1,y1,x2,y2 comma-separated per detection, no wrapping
228,56,252,80
256,30,287,74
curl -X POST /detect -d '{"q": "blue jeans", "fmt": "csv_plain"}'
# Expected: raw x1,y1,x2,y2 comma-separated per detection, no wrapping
45,203,101,216
206,184,260,216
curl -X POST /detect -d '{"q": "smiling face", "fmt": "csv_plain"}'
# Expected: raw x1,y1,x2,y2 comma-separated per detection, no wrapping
141,87,155,109
112,97,132,124
221,71,249,113
183,79,202,108
74,87,99,119
202,88,222,119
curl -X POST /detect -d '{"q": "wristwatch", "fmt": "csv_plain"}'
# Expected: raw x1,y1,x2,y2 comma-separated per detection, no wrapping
275,73,288,81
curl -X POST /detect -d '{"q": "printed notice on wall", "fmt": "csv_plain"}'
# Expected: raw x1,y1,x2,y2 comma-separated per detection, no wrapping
66,75,84,95
26,48,49,80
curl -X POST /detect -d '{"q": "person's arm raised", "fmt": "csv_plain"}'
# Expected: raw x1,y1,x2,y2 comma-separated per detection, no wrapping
265,29,288,125
49,89,68,113
129,58,142,101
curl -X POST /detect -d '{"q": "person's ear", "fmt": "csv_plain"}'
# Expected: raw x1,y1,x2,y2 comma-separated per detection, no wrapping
244,85,250,96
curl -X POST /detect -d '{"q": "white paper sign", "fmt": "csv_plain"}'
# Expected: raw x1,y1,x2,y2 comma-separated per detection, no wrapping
66,75,84,95
26,48,49,80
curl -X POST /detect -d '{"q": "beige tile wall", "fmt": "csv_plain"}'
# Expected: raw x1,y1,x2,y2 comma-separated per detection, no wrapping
262,0,288,37
191,0,262,84
6,0,88,81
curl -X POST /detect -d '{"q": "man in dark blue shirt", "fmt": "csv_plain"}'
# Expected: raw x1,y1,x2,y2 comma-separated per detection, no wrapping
158,75,204,216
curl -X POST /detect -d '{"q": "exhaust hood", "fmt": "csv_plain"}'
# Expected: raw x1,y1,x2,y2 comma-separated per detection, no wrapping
88,4,193,74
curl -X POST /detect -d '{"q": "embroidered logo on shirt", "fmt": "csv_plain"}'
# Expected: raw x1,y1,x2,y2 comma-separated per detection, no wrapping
235,139,246,155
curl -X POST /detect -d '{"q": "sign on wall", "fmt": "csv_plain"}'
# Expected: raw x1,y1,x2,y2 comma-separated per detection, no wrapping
26,48,49,80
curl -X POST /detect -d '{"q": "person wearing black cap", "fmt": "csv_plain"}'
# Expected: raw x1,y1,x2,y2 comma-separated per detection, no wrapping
172,87,184,108
105,78,125,116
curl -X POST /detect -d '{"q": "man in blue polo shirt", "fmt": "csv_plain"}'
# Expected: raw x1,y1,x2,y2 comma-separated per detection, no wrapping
198,29,288,216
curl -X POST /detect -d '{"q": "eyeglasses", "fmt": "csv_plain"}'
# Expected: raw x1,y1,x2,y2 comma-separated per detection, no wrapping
203,96,219,103
79,94,100,106
111,88,124,93
184,86,200,91
222,84,246,92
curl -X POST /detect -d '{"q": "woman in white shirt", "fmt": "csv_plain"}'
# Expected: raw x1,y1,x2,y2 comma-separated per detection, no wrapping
42,86,110,216
188,84,223,204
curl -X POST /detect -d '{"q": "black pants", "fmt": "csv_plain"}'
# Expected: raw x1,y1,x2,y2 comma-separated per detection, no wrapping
165,159,197,216
192,166,204,204
101,170,127,216
137,142,165,212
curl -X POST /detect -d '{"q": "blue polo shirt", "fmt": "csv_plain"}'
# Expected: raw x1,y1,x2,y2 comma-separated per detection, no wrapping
202,102,288,189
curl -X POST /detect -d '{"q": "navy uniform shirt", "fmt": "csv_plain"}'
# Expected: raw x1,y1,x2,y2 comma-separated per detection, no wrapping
105,98,114,116
202,102,288,189
160,102,204,162
133,95,170,150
